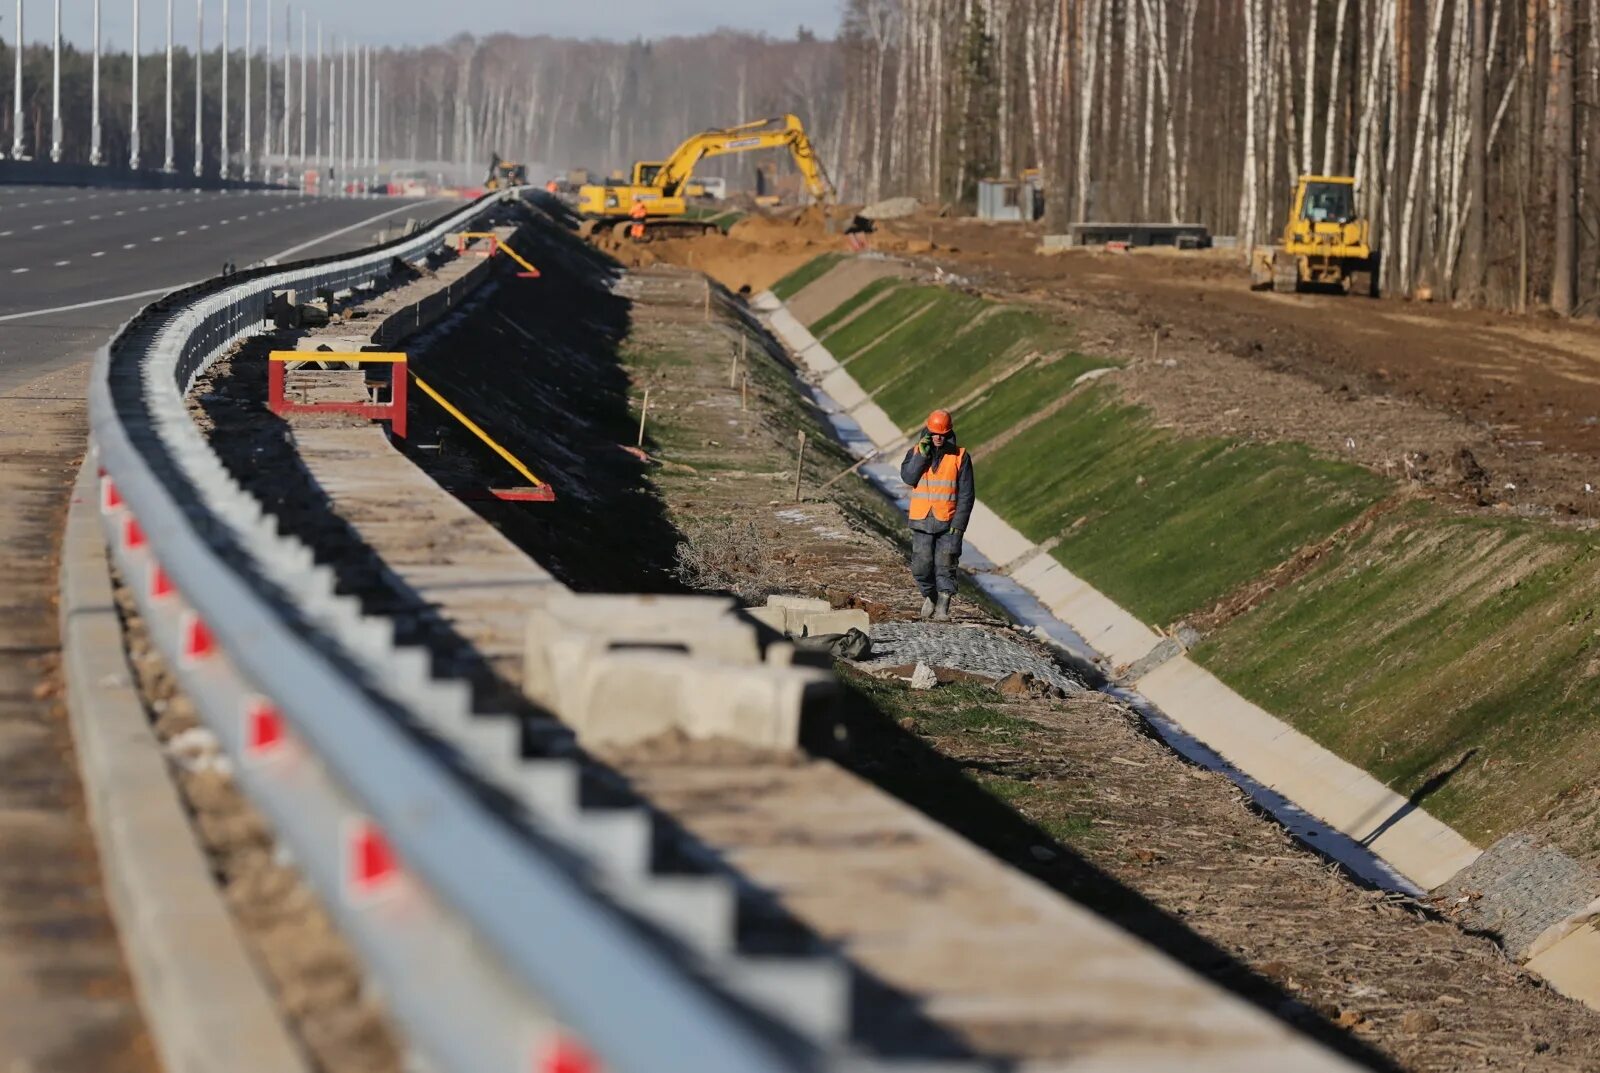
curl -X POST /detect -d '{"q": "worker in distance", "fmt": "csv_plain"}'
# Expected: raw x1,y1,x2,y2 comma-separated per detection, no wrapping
901,409,974,622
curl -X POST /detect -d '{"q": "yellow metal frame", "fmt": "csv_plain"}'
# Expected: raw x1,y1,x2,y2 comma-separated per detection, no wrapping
497,242,541,276
410,373,549,490
268,350,408,363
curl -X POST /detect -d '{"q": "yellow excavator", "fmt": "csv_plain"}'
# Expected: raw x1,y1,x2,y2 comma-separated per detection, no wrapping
578,114,835,240
1251,175,1381,296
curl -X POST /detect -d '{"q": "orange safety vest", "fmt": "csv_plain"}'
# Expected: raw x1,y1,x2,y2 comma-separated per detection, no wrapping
630,202,649,219
909,447,965,523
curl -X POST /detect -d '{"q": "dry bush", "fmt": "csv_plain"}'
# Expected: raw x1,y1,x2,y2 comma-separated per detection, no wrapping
673,520,784,603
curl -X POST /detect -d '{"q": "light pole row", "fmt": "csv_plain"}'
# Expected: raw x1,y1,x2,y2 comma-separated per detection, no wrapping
2,0,383,191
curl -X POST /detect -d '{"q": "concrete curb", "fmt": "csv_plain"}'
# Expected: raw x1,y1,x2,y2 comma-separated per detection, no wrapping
755,286,1482,894
59,451,310,1073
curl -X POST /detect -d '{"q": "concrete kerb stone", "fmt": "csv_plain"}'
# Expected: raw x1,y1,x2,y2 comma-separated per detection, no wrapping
59,455,310,1073
1526,901,1600,1008
524,593,830,748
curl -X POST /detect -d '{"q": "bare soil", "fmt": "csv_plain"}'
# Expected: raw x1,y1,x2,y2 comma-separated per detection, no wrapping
0,365,156,1073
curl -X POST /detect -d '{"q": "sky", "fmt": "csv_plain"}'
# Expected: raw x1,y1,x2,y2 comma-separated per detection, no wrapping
2,0,843,54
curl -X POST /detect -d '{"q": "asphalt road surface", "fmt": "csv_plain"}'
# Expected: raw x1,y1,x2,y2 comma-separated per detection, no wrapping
0,183,449,1072
0,185,451,393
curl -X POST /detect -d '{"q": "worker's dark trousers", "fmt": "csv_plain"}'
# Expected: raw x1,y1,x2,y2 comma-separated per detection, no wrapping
910,529,962,598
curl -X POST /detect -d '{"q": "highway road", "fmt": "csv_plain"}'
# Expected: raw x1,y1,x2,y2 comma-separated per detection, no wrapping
0,185,451,393
0,182,450,1072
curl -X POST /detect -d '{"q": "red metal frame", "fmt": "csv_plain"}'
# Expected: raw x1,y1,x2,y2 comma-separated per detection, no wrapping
268,353,409,439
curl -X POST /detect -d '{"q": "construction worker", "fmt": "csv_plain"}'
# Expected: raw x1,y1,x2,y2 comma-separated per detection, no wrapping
545,179,560,195
901,409,974,621
629,200,649,241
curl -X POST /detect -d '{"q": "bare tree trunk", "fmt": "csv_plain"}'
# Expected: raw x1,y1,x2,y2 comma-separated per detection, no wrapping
1323,0,1353,173
1461,0,1488,301
1553,0,1578,313
1399,0,1446,295
1076,0,1103,221
1241,0,1263,252
1304,0,1320,171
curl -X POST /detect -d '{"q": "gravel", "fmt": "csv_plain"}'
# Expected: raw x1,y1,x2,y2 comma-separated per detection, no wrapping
854,621,1084,695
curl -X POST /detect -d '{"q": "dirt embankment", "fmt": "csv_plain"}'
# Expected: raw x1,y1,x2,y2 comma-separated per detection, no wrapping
642,205,1600,523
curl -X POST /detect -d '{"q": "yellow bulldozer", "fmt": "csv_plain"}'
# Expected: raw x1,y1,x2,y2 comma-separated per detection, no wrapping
485,153,528,192
1251,175,1380,297
578,114,835,241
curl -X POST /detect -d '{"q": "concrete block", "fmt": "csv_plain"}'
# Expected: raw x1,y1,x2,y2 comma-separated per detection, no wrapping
849,402,904,450
1526,913,1600,1009
820,366,870,410
797,341,841,376
766,595,831,612
561,651,831,749
743,606,788,632
524,593,762,714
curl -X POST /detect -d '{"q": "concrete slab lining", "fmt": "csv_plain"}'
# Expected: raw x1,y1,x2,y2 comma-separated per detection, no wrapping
754,287,1483,897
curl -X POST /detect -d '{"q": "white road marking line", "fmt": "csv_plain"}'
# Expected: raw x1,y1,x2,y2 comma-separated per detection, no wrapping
198,224,210,230
30,224,45,230
175,229,188,236
89,214,101,220
114,210,125,216
0,230,10,237
54,259,70,266
0,283,196,323
150,236,164,242
138,205,149,212
61,219,75,225
122,243,137,249
10,267,28,274
91,251,105,258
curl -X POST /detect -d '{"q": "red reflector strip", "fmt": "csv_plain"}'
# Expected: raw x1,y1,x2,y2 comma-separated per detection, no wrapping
181,612,215,662
245,700,285,756
347,819,399,897
149,562,174,600
101,476,122,511
539,1036,600,1073
122,515,146,550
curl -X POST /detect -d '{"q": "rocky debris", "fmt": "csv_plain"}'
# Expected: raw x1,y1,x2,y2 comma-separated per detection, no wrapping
859,196,920,221
854,621,1084,695
909,662,939,690
1432,834,1600,957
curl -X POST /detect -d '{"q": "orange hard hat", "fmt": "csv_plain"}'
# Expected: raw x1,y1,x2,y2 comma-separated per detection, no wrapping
926,409,953,434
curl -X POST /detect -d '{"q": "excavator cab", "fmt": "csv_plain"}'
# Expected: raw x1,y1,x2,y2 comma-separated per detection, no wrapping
485,154,529,192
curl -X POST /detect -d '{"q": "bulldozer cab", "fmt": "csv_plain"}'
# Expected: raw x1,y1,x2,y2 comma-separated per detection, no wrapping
1298,180,1355,225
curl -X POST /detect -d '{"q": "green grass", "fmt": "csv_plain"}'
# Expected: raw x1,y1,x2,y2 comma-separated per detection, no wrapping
956,353,1106,449
982,386,1390,625
811,276,903,338
771,253,844,300
1194,503,1600,851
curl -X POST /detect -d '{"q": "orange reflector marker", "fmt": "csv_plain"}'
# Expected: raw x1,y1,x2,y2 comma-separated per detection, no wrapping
101,476,122,512
149,562,174,600
346,819,400,899
539,1036,600,1073
244,700,286,758
181,612,216,662
122,515,146,550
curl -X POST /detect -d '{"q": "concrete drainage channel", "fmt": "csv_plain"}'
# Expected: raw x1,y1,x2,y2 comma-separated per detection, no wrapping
50,190,1390,1070
754,284,1600,1014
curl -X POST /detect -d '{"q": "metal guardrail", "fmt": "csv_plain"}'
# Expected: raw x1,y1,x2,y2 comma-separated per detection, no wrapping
86,190,964,1073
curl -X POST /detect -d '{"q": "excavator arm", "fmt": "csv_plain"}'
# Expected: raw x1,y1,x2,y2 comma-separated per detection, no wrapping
653,114,835,203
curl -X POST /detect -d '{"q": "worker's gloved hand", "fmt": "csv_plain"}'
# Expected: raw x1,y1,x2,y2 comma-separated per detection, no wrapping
948,528,964,554
918,432,934,456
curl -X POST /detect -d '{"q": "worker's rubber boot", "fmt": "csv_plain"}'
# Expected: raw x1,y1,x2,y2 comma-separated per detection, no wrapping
932,593,952,622
919,596,935,620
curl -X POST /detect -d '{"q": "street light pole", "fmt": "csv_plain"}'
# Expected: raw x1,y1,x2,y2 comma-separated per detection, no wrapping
263,0,271,170
339,36,347,194
296,9,305,169
130,0,141,169
279,1,288,173
50,0,61,162
242,0,250,179
222,0,232,178
163,0,174,171
91,0,103,164
193,0,203,177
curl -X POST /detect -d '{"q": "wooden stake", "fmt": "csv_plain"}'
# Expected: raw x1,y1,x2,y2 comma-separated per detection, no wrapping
794,431,808,502
636,388,651,448
1152,329,1160,363
741,372,748,412
703,279,711,321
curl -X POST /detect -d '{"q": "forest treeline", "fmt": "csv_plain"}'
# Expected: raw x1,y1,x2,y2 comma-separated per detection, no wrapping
3,3,1592,314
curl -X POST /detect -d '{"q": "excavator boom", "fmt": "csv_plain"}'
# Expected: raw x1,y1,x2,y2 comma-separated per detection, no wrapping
577,114,835,234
